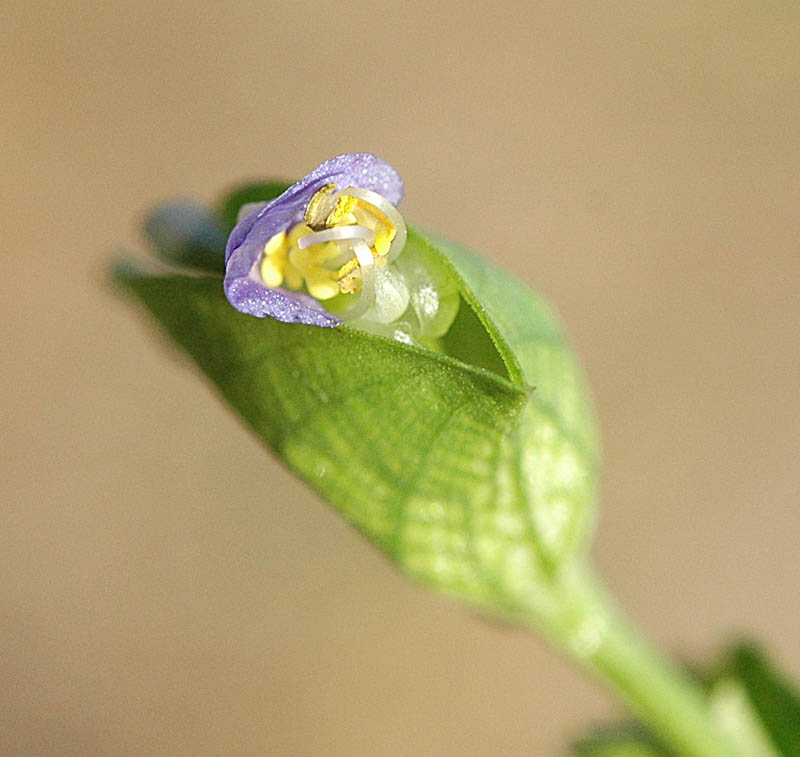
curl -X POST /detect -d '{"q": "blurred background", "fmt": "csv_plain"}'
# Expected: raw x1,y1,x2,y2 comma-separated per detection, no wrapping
2,1,799,754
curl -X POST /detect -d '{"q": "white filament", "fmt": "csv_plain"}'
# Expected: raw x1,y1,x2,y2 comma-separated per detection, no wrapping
297,224,376,250
334,186,407,264
339,239,376,321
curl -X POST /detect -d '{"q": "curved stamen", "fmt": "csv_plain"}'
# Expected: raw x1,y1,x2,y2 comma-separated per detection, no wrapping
338,239,376,321
296,224,376,250
335,186,407,264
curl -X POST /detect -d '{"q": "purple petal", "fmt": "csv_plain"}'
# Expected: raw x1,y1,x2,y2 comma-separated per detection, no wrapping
224,153,404,325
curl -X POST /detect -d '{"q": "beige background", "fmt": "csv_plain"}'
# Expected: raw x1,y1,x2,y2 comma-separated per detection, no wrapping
2,1,799,754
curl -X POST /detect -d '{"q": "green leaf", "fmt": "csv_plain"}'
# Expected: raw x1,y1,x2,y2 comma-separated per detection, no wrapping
116,202,599,617
714,642,800,756
572,723,671,756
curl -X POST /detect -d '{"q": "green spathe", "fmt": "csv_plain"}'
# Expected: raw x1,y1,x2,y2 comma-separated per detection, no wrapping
116,224,598,616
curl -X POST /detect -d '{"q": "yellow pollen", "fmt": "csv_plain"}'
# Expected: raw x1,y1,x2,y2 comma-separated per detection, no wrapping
335,257,362,294
351,201,396,257
325,195,358,227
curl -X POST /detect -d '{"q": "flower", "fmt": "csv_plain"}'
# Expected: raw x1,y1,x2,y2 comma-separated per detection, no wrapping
224,153,405,327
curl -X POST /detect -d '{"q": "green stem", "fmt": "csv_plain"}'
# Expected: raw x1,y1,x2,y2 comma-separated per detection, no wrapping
529,565,742,757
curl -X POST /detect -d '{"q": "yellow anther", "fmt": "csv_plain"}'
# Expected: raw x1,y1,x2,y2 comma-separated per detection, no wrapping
304,184,337,230
305,268,340,300
335,257,362,294
351,201,396,257
326,195,358,227
260,257,284,288
260,228,304,290
260,231,286,287
264,230,287,256
259,221,344,299
288,224,311,245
